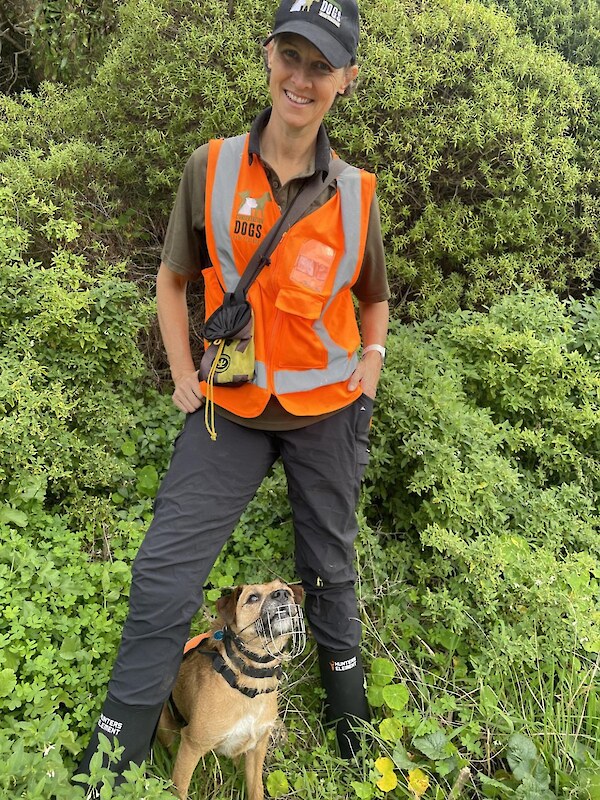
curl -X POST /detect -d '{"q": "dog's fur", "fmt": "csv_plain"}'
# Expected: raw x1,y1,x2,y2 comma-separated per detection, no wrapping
158,580,303,800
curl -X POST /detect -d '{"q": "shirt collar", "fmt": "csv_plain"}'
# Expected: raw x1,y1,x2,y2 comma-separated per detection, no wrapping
248,108,331,178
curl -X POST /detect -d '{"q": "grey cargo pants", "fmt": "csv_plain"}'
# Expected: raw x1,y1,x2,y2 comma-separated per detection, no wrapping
108,394,373,707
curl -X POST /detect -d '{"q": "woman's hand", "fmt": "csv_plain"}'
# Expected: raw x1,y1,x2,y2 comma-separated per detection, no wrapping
347,350,382,399
348,299,389,399
156,264,203,413
172,369,204,414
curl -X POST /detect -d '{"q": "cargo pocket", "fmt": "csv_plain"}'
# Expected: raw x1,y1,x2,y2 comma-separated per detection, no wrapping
274,286,327,370
355,393,373,480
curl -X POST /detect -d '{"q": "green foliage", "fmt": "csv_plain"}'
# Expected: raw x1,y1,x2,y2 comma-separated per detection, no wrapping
1,1,119,93
366,291,600,675
29,0,120,85
348,0,598,316
0,392,181,793
357,643,600,799
483,0,600,67
1,0,599,326
1,1,599,794
0,714,173,797
0,253,153,508
0,288,599,798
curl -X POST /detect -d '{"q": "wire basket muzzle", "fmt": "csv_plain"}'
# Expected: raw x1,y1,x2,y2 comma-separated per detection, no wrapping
258,603,306,659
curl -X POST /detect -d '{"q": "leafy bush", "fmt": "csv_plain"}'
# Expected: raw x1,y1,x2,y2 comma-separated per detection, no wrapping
1,288,599,797
1,0,599,334
1,0,119,92
483,0,600,67
29,0,120,85
0,252,153,510
366,290,600,677
0,499,175,797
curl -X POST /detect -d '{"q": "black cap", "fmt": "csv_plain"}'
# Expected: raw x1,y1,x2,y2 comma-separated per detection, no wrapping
264,0,359,69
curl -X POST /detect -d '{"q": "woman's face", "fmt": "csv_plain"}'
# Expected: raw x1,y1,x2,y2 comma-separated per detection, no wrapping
266,34,357,133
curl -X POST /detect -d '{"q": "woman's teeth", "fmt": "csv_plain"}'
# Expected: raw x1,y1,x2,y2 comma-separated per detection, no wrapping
285,90,311,105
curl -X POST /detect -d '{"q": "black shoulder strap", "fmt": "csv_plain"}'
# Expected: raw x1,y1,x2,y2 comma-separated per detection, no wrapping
232,159,348,302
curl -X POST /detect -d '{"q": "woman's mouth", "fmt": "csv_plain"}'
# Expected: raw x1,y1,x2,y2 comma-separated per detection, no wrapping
284,89,312,106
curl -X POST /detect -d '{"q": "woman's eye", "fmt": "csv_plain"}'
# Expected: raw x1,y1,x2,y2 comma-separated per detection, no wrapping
315,62,332,73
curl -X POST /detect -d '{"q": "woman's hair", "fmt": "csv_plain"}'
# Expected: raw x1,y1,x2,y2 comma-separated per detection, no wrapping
262,35,359,99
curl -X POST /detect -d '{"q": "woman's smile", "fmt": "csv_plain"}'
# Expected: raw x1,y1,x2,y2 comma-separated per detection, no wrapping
267,33,354,133
284,89,313,106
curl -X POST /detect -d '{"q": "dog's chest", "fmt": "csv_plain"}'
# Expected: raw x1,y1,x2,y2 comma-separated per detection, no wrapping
216,705,275,757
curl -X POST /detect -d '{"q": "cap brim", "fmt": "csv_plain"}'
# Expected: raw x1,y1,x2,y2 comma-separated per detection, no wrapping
263,22,352,69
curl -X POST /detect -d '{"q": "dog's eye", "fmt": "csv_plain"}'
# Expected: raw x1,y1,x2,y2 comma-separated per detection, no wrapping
246,593,260,604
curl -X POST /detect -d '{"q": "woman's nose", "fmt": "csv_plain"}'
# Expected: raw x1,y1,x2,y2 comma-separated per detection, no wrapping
291,63,311,88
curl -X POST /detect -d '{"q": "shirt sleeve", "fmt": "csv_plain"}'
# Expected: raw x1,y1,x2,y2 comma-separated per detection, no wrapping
352,193,390,304
160,144,210,280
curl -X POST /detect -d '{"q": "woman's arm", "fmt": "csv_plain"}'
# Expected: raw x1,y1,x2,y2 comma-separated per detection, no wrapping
347,299,389,399
157,262,204,413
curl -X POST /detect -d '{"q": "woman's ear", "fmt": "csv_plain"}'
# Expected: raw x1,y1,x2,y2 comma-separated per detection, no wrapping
339,63,359,94
264,40,274,70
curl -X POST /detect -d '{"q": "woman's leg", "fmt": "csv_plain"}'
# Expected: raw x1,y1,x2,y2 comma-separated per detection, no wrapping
75,411,278,781
279,395,373,757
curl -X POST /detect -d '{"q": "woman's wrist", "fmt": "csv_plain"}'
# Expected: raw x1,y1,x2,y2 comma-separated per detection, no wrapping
361,343,386,364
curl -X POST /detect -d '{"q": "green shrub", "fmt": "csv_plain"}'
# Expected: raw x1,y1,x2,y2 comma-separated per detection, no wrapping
29,0,120,85
1,0,599,329
0,252,154,510
1,0,119,92
483,0,600,67
73,0,600,316
366,290,600,678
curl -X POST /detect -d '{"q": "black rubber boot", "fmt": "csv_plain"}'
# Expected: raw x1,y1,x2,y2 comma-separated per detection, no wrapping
318,645,370,759
73,694,163,791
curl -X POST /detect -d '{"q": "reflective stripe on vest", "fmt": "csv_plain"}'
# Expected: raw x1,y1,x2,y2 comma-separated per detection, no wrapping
212,135,247,293
210,136,365,395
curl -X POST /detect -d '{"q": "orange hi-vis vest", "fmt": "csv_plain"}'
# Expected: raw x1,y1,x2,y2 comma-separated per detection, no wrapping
200,134,376,418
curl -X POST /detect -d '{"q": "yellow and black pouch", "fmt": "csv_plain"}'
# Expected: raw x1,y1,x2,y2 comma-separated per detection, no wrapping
199,296,255,439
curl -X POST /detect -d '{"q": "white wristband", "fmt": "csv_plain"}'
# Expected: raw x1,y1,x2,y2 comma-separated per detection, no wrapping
362,344,386,363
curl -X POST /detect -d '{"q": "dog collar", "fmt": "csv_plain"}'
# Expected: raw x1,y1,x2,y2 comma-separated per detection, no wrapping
223,626,279,664
211,652,279,698
179,630,282,704
224,633,283,679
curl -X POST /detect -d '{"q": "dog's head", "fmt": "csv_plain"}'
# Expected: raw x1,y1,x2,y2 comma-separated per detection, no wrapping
216,580,305,658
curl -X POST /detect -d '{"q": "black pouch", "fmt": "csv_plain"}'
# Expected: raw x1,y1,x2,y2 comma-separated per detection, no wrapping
199,293,255,386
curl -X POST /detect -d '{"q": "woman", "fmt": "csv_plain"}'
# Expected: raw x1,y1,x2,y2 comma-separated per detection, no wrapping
76,0,389,784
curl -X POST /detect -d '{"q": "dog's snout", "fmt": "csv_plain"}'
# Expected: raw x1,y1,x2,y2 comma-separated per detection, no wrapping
270,589,288,601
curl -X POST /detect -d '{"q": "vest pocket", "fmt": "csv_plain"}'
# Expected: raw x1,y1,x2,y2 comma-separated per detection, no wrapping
274,287,327,370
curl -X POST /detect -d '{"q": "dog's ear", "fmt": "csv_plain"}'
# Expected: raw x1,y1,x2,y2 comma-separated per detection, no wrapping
289,583,304,604
216,587,241,625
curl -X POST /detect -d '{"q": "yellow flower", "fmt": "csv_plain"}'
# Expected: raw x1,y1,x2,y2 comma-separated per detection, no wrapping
408,768,430,797
375,757,398,792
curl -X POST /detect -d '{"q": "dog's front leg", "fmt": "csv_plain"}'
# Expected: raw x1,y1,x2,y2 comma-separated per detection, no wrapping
171,726,209,800
244,731,270,800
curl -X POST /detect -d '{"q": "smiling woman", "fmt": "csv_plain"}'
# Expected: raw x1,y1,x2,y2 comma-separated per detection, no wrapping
263,34,358,160
74,0,390,791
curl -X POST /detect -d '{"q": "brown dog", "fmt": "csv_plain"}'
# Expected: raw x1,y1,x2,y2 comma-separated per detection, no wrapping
158,580,305,800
